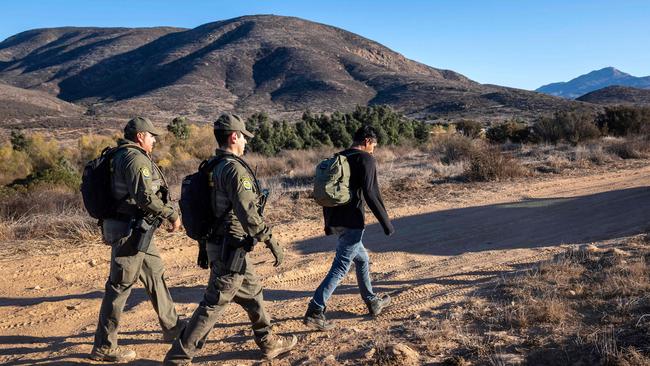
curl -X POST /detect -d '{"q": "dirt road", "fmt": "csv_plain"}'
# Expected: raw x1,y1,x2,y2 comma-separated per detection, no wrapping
1,164,648,365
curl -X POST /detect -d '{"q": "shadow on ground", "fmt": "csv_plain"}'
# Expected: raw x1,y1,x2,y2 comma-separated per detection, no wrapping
295,187,650,256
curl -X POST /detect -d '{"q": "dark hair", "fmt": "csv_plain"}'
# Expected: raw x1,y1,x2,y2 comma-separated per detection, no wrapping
214,130,242,147
124,128,137,142
352,125,378,144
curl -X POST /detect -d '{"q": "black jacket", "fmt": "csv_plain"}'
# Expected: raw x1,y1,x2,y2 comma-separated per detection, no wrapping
323,148,393,236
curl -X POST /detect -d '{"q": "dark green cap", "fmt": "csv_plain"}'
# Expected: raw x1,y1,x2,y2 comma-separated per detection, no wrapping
124,116,164,137
213,113,254,138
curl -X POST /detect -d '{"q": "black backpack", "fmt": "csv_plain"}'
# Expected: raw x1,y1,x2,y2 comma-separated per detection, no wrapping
80,146,125,220
179,156,226,240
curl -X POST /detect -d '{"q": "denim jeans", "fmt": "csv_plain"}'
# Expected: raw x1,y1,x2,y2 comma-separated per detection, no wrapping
311,227,377,310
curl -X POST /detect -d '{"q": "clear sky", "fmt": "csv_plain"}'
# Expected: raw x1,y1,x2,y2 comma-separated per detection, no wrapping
2,0,648,90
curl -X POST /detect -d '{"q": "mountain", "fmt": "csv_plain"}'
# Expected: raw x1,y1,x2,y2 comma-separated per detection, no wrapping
0,82,84,125
0,15,590,124
536,67,650,99
576,85,650,106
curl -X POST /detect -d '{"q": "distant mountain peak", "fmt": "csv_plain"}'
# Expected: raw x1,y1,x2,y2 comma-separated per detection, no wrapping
536,67,650,99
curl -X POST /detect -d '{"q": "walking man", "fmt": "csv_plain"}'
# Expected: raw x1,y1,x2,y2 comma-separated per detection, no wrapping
164,113,296,365
90,117,185,362
304,125,394,330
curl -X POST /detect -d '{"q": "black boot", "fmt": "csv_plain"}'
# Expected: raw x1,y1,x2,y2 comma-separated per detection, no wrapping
366,294,391,317
303,303,334,331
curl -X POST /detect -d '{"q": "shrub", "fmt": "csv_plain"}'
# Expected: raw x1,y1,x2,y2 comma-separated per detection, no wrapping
10,130,31,152
605,136,650,159
463,147,527,181
0,143,33,185
77,134,116,166
24,133,64,171
11,158,81,191
167,116,191,140
533,111,600,144
486,119,530,144
597,106,650,136
455,120,483,139
431,134,477,164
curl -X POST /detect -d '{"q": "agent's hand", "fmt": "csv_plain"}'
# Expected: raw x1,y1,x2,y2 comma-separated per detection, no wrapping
197,241,209,269
168,216,182,233
265,237,284,267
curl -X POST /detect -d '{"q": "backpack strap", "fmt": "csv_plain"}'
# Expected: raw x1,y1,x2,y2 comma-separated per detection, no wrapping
202,155,232,237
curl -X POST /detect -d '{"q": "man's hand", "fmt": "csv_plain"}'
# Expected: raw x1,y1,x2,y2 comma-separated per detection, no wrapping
167,216,182,233
197,240,209,269
265,237,284,267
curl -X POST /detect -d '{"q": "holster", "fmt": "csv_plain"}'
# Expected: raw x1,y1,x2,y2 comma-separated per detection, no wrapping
126,216,161,253
218,235,257,274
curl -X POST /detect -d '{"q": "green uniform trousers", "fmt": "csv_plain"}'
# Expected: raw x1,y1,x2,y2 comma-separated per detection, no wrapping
163,255,272,365
93,218,179,351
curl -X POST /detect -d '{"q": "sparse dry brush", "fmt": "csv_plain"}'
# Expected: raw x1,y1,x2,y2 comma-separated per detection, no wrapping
391,236,650,365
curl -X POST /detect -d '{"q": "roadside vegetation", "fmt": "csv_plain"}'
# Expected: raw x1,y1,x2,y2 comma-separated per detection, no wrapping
0,105,649,243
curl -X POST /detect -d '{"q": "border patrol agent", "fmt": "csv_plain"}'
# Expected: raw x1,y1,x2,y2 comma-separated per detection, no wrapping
91,117,185,363
164,113,297,365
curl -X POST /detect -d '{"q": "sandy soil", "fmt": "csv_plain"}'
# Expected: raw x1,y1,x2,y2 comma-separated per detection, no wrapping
1,163,649,365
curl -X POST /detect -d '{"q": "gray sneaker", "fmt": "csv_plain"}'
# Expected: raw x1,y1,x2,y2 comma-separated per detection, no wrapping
366,294,392,317
90,347,137,363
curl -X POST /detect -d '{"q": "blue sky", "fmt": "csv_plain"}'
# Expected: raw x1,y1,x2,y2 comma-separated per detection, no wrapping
2,0,648,90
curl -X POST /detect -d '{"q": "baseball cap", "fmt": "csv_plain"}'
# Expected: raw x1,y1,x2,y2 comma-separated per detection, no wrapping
124,116,164,137
213,113,254,138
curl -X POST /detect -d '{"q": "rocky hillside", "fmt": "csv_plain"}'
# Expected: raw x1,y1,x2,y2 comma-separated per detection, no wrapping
576,85,650,106
0,15,589,124
537,67,650,99
0,82,84,125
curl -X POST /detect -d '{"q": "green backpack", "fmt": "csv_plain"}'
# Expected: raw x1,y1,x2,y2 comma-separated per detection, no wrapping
313,152,358,207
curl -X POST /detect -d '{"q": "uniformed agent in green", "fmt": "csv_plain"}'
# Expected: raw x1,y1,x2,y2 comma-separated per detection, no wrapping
164,113,297,365
90,117,185,363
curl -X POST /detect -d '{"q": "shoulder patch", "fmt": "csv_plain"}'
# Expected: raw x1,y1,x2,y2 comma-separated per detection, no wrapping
140,167,151,178
240,177,253,190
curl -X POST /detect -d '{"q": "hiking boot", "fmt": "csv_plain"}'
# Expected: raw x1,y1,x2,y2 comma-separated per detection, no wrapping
366,294,391,317
303,304,334,331
89,347,137,363
255,334,298,360
162,318,187,342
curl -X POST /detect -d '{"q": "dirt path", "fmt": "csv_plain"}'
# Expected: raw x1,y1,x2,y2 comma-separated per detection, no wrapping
1,164,648,365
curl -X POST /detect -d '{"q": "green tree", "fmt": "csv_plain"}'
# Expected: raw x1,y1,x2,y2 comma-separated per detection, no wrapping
167,117,190,140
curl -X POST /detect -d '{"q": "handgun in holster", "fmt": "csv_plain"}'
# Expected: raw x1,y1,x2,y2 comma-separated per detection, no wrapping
219,235,257,274
128,216,162,253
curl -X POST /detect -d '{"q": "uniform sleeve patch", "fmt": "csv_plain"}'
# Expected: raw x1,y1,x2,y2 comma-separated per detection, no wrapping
140,167,151,178
240,177,253,190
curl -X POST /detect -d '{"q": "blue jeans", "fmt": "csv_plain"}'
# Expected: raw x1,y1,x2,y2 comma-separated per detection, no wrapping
311,227,377,310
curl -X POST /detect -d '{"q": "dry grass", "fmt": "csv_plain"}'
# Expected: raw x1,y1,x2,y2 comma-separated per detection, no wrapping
383,235,650,365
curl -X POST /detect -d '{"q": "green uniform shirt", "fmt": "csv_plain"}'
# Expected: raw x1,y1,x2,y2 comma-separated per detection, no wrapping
210,149,271,242
110,139,178,222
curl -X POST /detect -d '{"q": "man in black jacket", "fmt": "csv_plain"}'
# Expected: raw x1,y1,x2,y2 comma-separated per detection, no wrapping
304,126,394,330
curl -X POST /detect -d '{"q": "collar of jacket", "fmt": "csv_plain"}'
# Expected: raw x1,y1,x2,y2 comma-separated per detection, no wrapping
117,138,149,155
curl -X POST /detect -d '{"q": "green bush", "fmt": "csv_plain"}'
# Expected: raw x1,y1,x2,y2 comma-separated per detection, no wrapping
167,117,191,140
11,157,81,191
244,106,430,156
